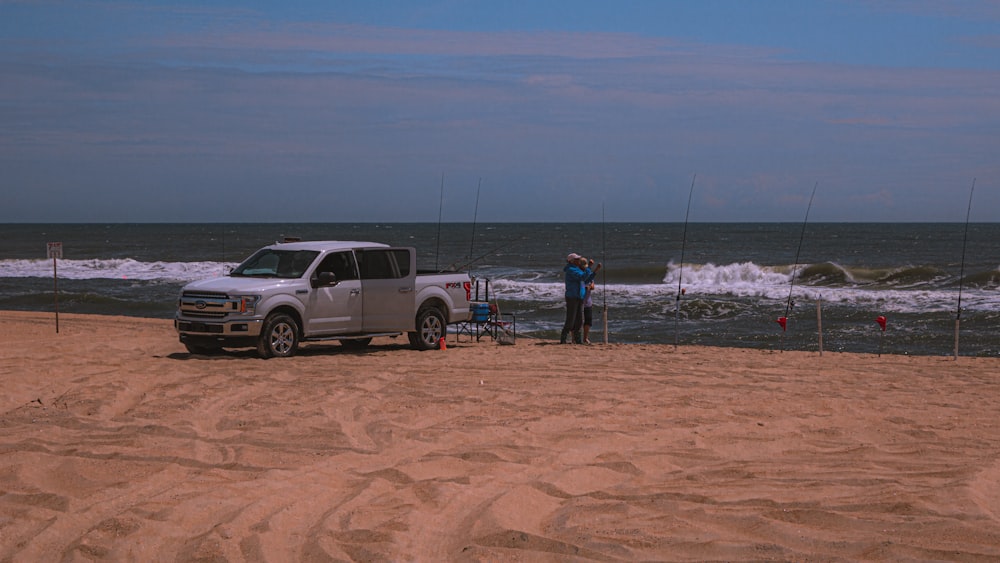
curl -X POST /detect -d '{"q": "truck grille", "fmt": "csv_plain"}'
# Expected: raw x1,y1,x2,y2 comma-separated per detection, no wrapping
179,291,237,319
176,321,225,333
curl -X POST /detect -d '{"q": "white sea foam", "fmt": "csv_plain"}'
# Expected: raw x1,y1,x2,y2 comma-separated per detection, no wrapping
3,257,995,314
488,262,999,314
664,261,792,290
0,259,234,282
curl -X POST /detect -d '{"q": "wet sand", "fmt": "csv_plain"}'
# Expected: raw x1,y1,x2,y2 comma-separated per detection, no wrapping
2,310,1000,561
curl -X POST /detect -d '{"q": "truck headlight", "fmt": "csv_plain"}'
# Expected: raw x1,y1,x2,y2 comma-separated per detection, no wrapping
234,295,261,315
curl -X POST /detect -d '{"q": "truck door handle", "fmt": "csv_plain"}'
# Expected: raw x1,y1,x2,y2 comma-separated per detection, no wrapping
398,287,413,293
350,289,361,296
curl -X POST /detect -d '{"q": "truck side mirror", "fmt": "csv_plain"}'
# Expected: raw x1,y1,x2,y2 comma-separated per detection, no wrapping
312,271,338,288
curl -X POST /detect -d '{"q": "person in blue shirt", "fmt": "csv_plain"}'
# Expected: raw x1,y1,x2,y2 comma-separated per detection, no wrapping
561,253,601,344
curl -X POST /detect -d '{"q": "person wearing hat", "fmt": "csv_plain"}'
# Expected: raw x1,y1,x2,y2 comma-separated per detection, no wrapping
561,253,601,344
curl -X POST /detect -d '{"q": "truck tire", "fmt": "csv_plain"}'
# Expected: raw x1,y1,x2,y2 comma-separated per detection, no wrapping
411,307,445,350
257,313,299,358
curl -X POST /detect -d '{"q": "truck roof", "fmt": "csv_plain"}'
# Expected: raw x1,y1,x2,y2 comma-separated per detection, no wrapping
266,240,390,252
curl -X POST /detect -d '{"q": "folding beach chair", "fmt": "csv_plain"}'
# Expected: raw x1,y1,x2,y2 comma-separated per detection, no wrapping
482,302,516,345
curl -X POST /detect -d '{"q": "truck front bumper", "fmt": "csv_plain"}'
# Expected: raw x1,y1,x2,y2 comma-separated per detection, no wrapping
175,317,264,338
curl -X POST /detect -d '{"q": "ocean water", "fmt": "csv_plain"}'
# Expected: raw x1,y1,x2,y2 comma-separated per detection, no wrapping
1,222,998,357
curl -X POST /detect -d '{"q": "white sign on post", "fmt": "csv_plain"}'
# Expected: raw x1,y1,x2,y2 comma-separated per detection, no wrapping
47,242,63,259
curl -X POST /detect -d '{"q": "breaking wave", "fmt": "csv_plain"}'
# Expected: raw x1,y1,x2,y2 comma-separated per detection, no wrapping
487,260,999,314
2,257,996,315
0,258,234,282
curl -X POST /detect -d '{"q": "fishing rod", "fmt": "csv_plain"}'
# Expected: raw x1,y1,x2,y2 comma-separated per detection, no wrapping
444,237,525,273
221,227,226,276
954,178,976,360
468,177,482,269
435,172,445,271
602,201,608,344
779,181,818,351
674,174,696,349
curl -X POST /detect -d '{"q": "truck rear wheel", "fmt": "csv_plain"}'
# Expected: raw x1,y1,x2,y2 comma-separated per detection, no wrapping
411,307,445,350
257,313,299,358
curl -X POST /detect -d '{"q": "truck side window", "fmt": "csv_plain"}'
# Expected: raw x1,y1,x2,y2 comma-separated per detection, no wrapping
357,249,397,279
390,249,410,276
316,251,358,280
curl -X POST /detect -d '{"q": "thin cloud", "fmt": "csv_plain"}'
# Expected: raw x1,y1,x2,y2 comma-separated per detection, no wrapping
849,0,1000,20
3,1,998,221
958,33,1000,49
151,23,680,59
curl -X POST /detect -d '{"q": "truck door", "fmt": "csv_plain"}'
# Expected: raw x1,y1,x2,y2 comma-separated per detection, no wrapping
306,250,363,335
356,247,416,332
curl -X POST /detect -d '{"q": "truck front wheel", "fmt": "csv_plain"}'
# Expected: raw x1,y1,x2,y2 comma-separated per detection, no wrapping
411,307,445,350
257,313,299,358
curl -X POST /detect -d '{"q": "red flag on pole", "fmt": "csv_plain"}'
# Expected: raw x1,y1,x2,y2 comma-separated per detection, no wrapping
876,316,887,331
776,317,787,331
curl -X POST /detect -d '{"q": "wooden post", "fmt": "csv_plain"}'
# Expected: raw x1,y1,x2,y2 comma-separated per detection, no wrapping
602,306,608,344
47,242,62,333
816,298,822,356
954,319,960,360
53,255,59,333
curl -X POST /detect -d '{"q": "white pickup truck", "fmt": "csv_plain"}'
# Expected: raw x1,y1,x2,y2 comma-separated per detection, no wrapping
174,240,473,357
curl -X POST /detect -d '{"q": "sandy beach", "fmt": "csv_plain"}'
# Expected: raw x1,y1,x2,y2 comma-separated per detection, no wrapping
2,310,1000,561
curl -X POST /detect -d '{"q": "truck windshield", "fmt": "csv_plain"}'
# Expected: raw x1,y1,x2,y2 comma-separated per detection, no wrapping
230,249,319,279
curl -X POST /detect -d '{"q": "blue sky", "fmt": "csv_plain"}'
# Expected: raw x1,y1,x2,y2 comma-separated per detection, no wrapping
2,0,998,222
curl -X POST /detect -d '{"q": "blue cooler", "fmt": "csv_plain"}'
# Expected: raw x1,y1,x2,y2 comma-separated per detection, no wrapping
470,302,490,322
